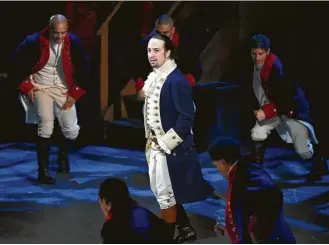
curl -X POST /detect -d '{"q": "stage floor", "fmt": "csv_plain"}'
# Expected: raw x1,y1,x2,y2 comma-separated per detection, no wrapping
0,142,328,243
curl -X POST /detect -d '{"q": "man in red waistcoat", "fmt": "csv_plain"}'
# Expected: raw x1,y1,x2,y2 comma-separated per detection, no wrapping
245,34,328,181
208,138,296,244
10,14,90,185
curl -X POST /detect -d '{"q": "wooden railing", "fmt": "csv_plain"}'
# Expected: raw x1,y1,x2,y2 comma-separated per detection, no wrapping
97,1,124,117
168,1,181,15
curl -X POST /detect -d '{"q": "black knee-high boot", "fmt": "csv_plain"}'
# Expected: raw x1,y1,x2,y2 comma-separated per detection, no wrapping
253,140,266,165
307,144,329,181
58,137,73,173
160,205,178,240
36,136,55,185
174,204,197,243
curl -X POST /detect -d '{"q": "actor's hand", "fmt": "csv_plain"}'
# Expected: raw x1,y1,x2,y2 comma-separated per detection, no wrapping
151,136,158,145
62,95,76,110
27,87,39,104
249,232,263,244
137,90,145,100
255,109,266,121
151,136,165,154
214,224,226,236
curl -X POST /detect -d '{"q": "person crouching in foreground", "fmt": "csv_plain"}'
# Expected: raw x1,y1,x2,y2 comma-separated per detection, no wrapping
208,138,296,244
98,178,173,244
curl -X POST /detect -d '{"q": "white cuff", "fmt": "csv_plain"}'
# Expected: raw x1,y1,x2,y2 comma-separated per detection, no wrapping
160,128,183,151
157,137,171,154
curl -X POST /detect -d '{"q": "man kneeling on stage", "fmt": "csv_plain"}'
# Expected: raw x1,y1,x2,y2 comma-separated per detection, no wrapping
11,14,90,184
247,34,328,181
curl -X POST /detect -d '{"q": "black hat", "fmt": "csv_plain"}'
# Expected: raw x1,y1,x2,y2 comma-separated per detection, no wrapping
207,138,241,161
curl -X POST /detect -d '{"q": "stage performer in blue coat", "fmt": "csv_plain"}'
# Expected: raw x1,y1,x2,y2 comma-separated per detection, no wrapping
142,33,214,243
208,138,296,244
10,14,90,185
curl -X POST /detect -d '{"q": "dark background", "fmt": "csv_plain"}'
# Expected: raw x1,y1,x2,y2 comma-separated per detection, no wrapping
0,1,328,152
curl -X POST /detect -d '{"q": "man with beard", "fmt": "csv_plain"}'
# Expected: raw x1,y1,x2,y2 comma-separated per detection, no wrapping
142,33,214,243
11,14,90,184
246,34,328,181
134,14,202,98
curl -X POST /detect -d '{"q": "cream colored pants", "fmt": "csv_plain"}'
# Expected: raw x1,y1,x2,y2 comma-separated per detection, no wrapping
251,115,314,160
34,89,79,140
146,140,176,209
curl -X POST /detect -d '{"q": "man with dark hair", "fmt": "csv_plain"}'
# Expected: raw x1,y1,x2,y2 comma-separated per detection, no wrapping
10,14,90,184
134,14,202,98
142,33,214,243
245,34,328,181
98,178,172,243
154,14,175,35
208,138,296,244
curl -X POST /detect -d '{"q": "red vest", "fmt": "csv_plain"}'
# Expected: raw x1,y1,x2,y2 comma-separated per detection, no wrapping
32,26,74,88
18,26,86,100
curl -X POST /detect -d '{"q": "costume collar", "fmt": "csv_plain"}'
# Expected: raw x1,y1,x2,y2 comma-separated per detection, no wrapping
260,52,276,81
143,59,177,97
228,160,238,181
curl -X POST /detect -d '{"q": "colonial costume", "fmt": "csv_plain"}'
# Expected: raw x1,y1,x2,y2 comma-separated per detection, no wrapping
135,28,202,92
143,58,213,241
11,25,89,184
225,156,296,243
248,52,327,180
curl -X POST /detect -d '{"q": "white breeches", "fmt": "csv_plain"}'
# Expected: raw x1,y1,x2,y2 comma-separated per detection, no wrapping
34,90,80,140
251,116,314,160
147,142,176,209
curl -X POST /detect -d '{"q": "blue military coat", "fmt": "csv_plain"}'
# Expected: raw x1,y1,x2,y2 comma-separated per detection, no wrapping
144,66,214,204
227,157,296,243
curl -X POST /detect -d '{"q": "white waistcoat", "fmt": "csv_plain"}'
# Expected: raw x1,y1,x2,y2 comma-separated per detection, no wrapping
143,59,177,139
32,42,67,88
19,42,69,124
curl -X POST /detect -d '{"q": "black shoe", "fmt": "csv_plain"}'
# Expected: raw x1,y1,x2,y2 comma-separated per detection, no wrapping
38,174,56,185
306,162,328,182
306,167,328,182
58,137,72,173
174,225,197,244
36,136,55,185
